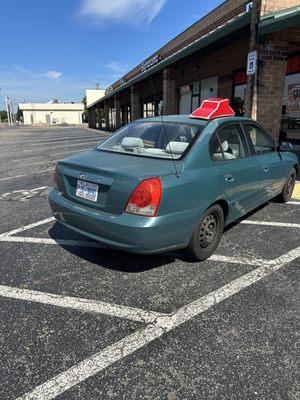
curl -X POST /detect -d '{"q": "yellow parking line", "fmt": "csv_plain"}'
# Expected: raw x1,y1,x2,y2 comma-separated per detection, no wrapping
292,182,300,200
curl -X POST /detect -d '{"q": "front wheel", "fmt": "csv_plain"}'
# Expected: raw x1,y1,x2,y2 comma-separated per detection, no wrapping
186,205,224,261
277,168,296,203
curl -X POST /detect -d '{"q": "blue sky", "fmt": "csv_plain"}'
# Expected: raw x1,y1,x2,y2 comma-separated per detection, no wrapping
0,0,224,110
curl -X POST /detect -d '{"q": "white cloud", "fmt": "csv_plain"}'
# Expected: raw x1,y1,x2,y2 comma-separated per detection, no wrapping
12,65,62,81
104,61,129,72
80,0,166,28
44,70,62,80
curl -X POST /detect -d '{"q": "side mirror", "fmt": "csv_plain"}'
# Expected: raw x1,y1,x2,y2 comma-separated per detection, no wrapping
278,141,293,152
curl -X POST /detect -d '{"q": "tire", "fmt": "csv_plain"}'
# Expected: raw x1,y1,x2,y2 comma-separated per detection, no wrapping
277,168,296,203
186,205,224,261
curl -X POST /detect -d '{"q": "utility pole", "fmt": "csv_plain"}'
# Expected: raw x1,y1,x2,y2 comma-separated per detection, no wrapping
5,97,11,125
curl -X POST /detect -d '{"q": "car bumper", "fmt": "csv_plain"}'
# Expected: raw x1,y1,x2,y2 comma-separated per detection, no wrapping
48,189,198,254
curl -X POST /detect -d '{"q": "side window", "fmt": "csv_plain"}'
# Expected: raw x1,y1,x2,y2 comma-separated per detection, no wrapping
244,124,275,155
211,124,248,161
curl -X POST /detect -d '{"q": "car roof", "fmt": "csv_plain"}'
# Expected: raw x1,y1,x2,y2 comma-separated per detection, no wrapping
134,115,254,126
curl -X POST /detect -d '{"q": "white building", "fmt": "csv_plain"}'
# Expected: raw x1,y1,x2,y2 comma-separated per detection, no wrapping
86,89,105,108
19,100,84,125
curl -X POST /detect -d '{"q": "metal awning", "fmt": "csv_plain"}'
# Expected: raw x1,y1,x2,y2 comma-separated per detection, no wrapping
259,5,300,36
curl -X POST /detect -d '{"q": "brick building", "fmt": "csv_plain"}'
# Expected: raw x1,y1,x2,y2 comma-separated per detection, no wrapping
88,0,300,138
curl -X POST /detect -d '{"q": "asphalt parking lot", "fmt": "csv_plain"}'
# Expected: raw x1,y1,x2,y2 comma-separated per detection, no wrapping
0,125,299,400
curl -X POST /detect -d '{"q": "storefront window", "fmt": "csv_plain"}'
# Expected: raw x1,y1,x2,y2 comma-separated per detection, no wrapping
282,55,300,140
109,108,116,130
141,97,162,118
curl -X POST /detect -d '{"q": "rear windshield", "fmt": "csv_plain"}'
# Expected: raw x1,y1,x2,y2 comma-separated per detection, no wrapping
97,121,204,159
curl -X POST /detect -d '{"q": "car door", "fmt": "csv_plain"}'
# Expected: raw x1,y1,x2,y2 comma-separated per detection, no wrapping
210,123,262,220
242,123,285,199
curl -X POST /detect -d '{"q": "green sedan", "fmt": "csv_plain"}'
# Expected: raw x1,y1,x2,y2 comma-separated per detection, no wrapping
49,103,298,260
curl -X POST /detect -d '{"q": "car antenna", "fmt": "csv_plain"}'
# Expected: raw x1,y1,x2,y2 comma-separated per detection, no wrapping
149,75,180,178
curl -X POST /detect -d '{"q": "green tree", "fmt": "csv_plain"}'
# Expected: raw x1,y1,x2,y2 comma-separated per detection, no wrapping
16,107,23,122
0,110,8,122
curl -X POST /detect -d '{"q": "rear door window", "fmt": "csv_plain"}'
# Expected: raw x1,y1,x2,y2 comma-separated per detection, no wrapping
211,124,248,161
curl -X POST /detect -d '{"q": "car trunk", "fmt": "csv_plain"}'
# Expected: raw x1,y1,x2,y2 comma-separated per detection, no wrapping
56,149,182,215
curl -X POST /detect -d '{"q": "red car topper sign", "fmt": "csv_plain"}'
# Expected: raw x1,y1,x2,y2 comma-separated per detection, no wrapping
190,98,235,120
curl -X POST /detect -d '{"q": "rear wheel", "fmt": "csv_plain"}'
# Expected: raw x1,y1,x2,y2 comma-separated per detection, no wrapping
187,205,224,261
277,168,296,203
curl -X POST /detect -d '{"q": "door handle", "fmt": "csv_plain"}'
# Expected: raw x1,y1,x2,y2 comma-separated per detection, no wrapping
224,174,234,182
262,166,269,172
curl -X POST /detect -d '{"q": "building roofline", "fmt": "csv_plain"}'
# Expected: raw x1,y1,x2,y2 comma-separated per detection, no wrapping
259,5,300,36
88,11,251,109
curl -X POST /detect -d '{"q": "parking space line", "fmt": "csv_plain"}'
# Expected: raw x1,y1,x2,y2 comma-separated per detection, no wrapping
0,217,55,238
14,141,98,154
288,201,300,205
13,156,45,162
241,220,300,228
0,285,166,323
0,236,102,247
17,246,300,400
0,168,53,181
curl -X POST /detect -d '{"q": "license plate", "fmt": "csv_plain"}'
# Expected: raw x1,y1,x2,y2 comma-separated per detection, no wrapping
76,180,99,203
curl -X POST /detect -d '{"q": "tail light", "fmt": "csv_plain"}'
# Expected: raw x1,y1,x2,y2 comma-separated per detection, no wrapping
125,177,162,217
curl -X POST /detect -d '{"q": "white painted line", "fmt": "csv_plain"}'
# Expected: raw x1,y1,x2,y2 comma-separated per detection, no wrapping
21,138,100,149
50,148,90,157
242,220,300,229
0,168,53,181
0,217,55,238
0,236,102,247
20,161,56,167
0,285,165,323
210,254,270,267
14,141,98,154
13,156,45,162
288,201,300,205
18,246,300,400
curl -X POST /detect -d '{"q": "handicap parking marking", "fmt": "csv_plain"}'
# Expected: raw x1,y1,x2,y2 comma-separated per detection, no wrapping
0,285,166,324
0,186,50,201
17,246,300,400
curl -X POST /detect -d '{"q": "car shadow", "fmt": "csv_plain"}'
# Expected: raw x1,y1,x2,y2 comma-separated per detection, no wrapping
48,199,279,269
48,222,176,273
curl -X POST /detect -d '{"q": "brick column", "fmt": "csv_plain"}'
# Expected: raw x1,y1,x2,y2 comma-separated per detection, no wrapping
245,34,289,137
123,105,128,125
163,67,178,115
97,106,102,130
87,109,93,128
114,95,121,129
104,102,110,131
131,85,141,121
88,108,97,129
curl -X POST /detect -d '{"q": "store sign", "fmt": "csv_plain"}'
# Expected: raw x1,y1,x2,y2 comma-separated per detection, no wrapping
247,51,257,76
141,54,161,72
